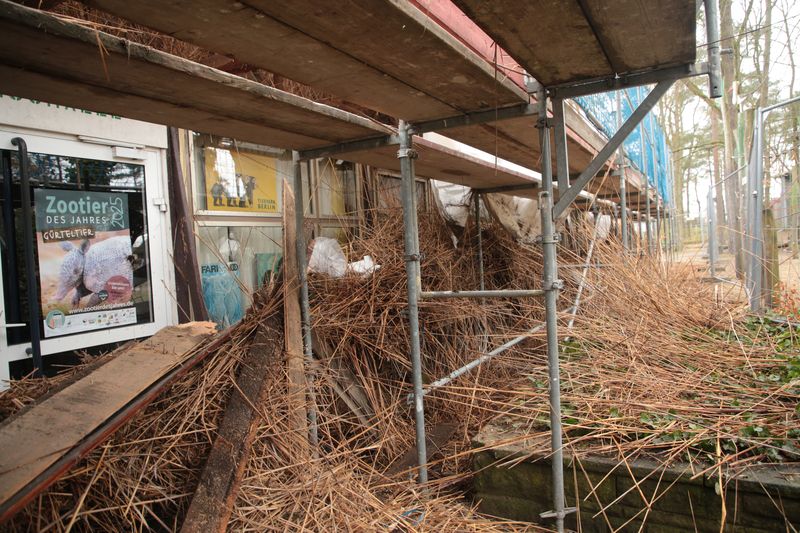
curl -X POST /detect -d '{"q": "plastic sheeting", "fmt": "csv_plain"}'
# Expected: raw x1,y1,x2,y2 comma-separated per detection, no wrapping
431,179,545,243
307,237,380,278
574,86,672,204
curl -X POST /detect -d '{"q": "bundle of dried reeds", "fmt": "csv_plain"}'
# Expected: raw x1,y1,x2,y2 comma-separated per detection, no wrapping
482,237,798,470
1,207,558,531
2,204,793,532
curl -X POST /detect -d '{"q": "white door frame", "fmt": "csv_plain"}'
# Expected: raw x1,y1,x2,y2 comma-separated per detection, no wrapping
0,130,177,385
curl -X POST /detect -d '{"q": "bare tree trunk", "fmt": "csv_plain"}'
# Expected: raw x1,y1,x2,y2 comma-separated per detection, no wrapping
782,0,799,255
720,0,744,277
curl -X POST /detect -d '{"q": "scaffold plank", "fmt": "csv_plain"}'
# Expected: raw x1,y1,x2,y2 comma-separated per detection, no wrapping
0,323,218,522
453,0,696,87
0,1,386,151
84,0,529,121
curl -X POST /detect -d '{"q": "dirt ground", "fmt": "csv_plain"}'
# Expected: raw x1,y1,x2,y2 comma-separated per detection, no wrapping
671,240,800,310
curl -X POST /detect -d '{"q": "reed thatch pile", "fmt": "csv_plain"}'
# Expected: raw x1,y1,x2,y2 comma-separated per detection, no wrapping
1,204,796,532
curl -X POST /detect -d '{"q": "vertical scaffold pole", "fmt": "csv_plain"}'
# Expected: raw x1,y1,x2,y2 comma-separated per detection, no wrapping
292,152,319,450
537,89,568,533
615,91,628,250
704,0,723,99
708,187,718,275
639,89,652,254
475,192,485,291
644,186,653,255
398,120,428,483
649,112,661,255
748,109,765,312
666,207,673,261
656,197,662,255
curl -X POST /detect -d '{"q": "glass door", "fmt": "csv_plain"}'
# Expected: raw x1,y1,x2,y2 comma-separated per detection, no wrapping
0,131,175,383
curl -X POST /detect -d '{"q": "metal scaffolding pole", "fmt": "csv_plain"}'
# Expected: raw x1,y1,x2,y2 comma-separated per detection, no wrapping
747,110,764,311
537,89,571,533
645,189,652,252
746,95,800,311
703,0,723,99
475,192,485,291
616,91,629,250
668,161,676,258
668,153,680,253
665,207,671,255
414,318,548,399
656,198,662,255
421,289,544,299
554,81,674,217
398,120,428,483
639,89,652,253
649,112,662,255
708,187,718,275
567,222,598,331
292,152,319,450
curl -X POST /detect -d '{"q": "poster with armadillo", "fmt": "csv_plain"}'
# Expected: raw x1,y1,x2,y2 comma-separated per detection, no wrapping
34,188,138,337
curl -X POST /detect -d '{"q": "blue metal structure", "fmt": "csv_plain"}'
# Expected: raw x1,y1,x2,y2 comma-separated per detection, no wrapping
574,85,671,204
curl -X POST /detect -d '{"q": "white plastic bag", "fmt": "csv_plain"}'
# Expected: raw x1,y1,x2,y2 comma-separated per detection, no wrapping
307,237,381,278
348,255,380,276
308,237,348,277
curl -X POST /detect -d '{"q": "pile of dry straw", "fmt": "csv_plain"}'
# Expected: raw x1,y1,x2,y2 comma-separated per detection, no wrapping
1,204,796,532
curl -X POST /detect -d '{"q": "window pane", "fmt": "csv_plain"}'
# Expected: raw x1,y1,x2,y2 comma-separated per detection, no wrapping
318,159,357,216
194,135,282,214
0,149,153,343
376,174,426,210
196,225,283,327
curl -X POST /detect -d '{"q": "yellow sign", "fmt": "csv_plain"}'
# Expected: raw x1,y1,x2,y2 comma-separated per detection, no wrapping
203,148,280,213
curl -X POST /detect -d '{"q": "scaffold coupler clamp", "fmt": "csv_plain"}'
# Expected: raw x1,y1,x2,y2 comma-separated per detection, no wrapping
397,147,418,159
540,507,577,521
544,279,564,291
534,232,561,245
404,252,423,262
536,116,551,129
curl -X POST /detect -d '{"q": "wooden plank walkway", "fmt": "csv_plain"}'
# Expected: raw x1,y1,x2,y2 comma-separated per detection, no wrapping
78,0,626,192
85,0,528,122
0,1,386,151
0,322,217,522
453,0,696,87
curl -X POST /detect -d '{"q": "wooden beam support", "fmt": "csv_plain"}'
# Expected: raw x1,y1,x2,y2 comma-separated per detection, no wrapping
281,178,309,444
181,316,283,533
0,322,218,523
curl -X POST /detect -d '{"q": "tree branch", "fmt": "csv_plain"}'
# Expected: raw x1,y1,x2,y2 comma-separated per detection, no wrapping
682,79,721,113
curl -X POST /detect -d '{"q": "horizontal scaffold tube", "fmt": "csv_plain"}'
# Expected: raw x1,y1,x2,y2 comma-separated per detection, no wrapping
419,289,545,299
409,306,576,402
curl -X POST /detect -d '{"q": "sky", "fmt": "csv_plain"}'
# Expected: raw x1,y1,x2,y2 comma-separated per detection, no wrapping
421,1,799,224
685,0,800,221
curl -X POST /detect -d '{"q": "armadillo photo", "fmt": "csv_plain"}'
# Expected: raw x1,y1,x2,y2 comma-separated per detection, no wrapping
53,236,134,309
